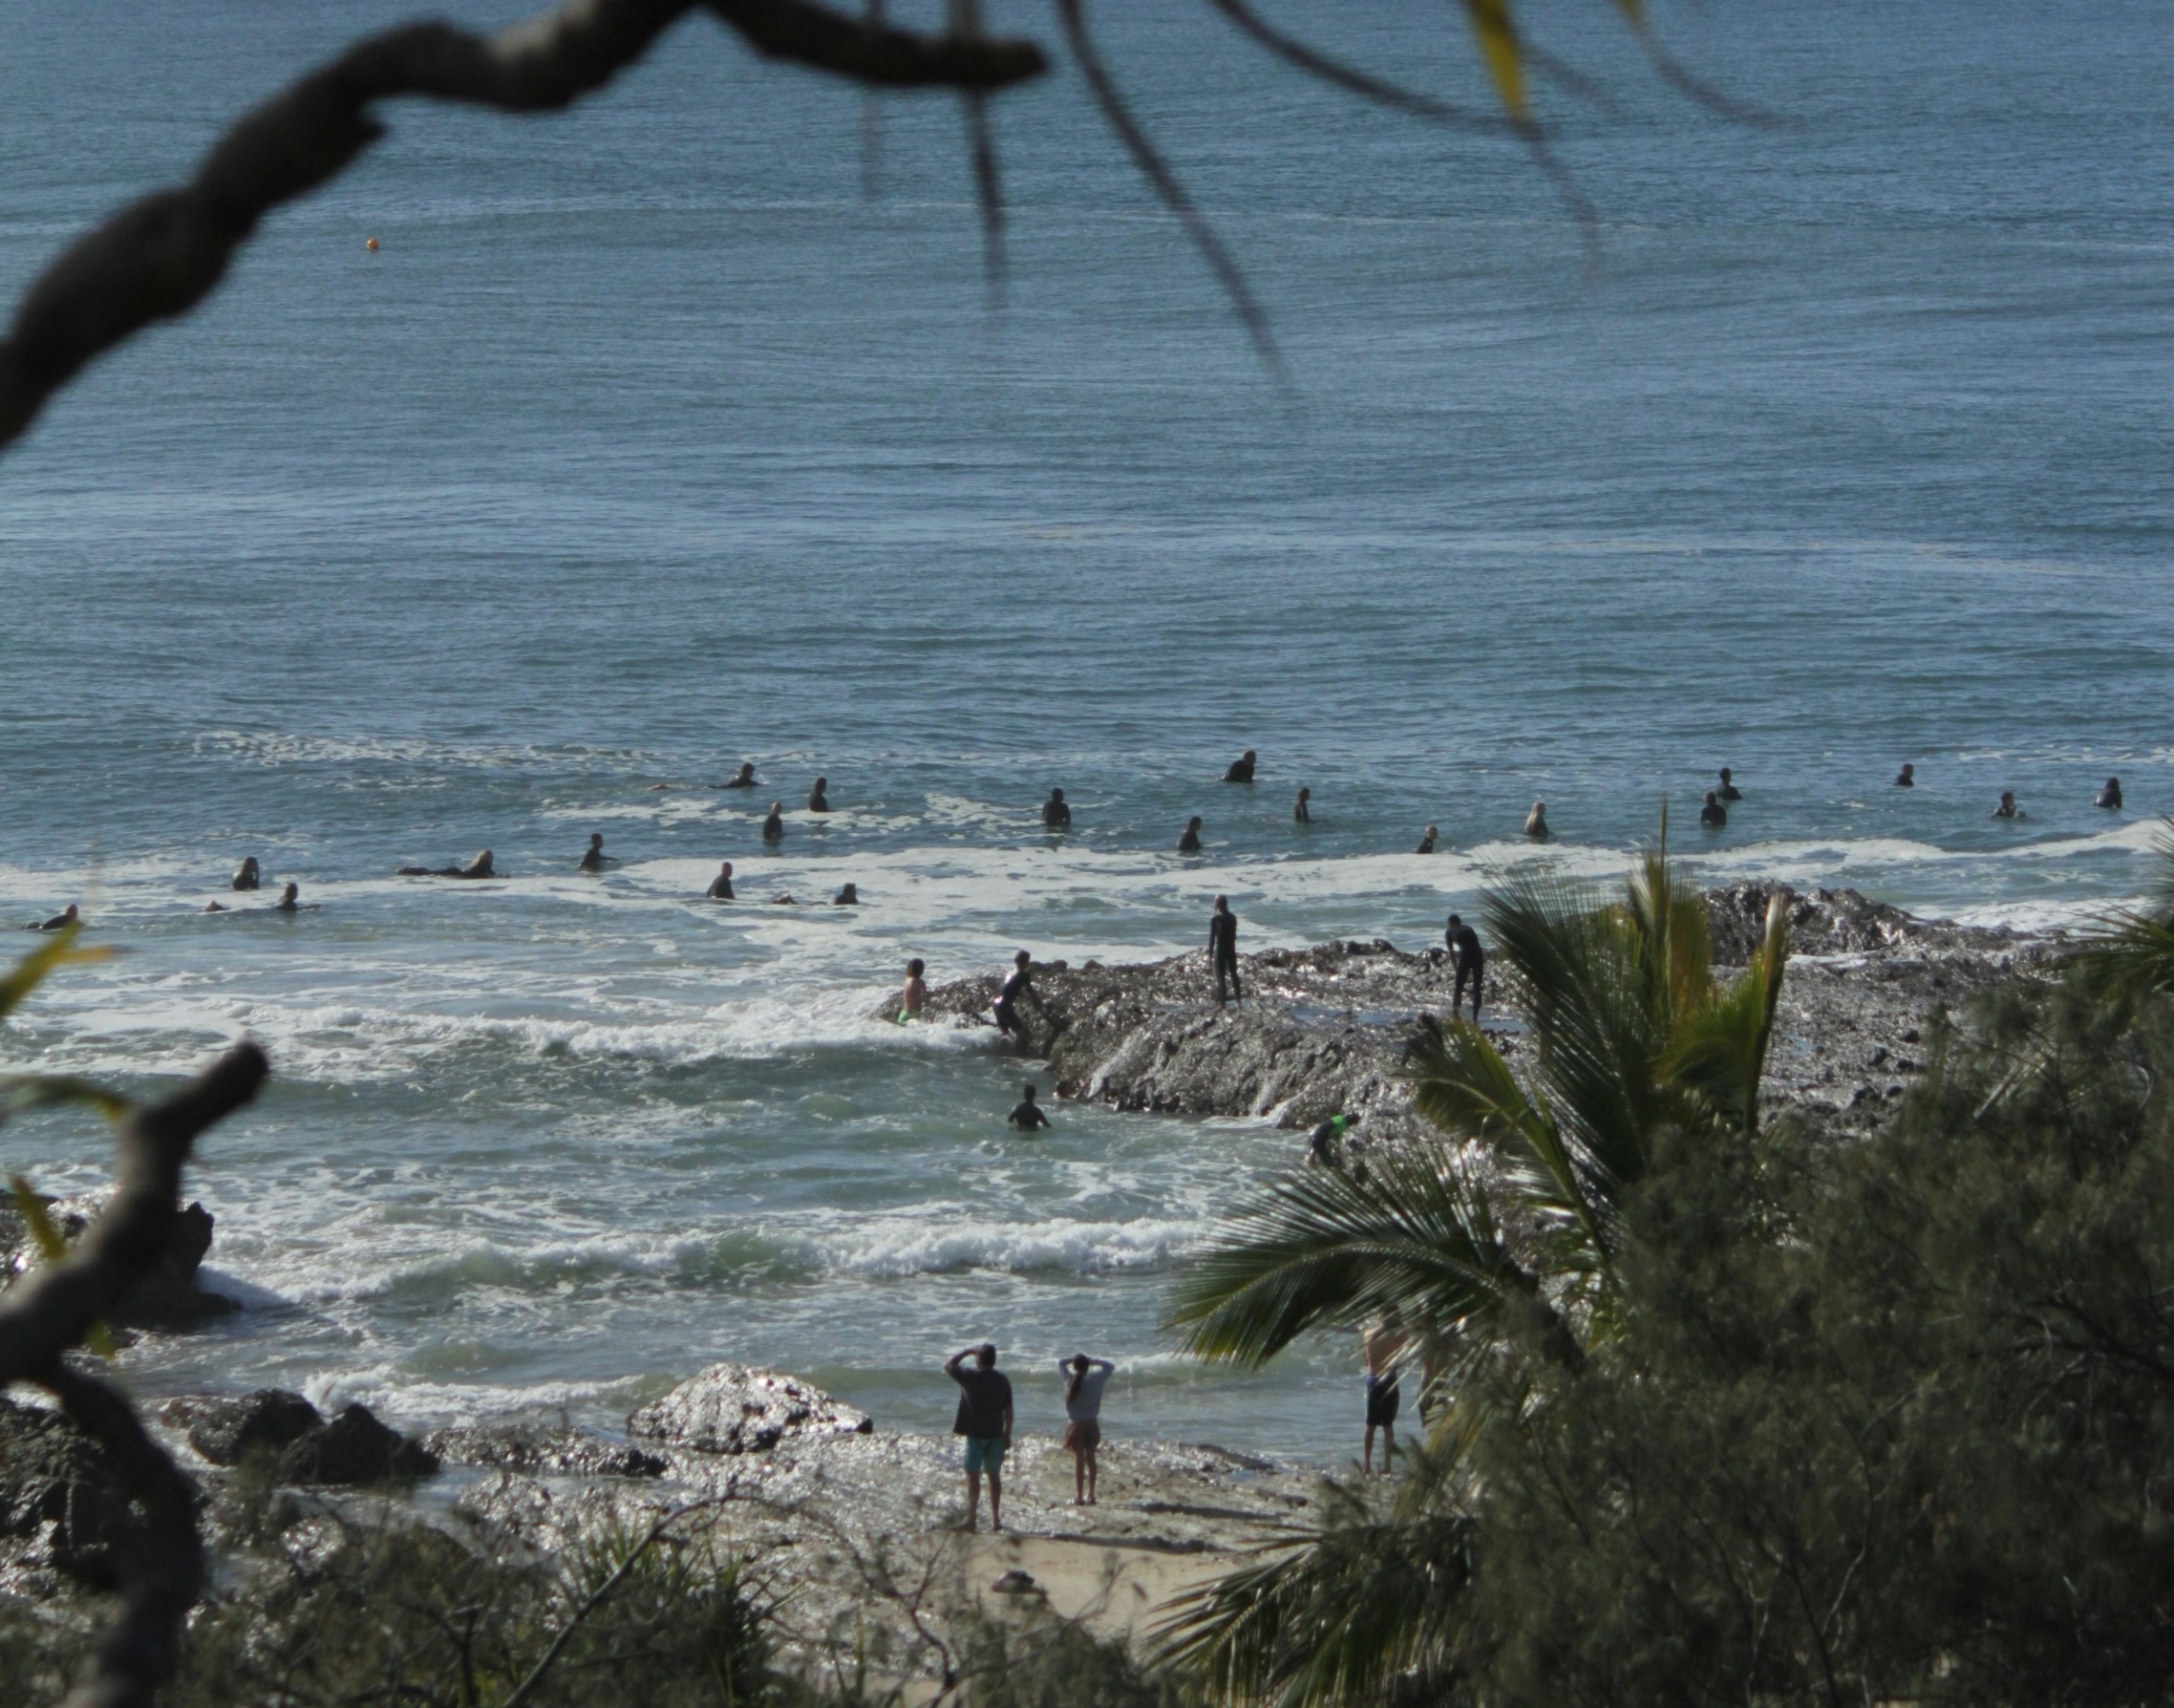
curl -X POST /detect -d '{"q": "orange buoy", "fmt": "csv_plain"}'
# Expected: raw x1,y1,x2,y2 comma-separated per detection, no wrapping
365,236,379,251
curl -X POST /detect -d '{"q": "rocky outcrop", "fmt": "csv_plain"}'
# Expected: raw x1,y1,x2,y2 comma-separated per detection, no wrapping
422,1422,667,1479
0,1395,160,1588
627,1365,873,1455
0,1194,234,1329
160,1391,438,1484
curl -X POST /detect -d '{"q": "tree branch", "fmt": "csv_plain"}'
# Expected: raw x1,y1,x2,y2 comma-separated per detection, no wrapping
0,0,1047,454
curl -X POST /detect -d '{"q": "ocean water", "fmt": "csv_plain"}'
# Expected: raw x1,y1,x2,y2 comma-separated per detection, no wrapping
0,0,2170,1461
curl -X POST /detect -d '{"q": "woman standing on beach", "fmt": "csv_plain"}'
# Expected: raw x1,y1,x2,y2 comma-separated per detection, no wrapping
1060,1354,1116,1505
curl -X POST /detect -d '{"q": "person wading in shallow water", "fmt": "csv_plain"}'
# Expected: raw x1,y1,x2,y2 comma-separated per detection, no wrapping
1042,788,1071,830
2099,776,2123,810
1293,787,1311,823
1059,1354,1115,1505
231,856,262,891
1008,1081,1051,1131
1717,766,1742,801
1699,791,1727,829
707,862,735,900
1894,762,1915,787
944,1343,1013,1532
761,802,784,843
1416,825,1438,854
1209,894,1242,1006
808,776,831,813
899,957,927,1021
1178,815,1204,853
1223,748,1257,783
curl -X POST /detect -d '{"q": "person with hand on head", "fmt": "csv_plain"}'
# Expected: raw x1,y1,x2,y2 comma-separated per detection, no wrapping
707,862,735,900
231,857,262,891
899,957,927,1021
1223,748,1256,783
1008,1081,1051,1131
2099,776,2123,810
1894,763,1915,788
808,776,831,813
1178,815,1204,854
1042,788,1072,830
1716,767,1742,801
1059,1353,1116,1505
944,1343,1013,1531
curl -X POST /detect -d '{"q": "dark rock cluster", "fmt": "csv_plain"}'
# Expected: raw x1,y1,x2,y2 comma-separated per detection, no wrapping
0,1195,234,1328
160,1389,438,1484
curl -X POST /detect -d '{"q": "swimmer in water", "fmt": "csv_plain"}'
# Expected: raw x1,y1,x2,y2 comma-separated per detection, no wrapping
33,904,79,931
2099,776,2123,810
723,762,757,789
900,957,927,1021
1042,788,1072,830
993,950,1041,1050
762,803,785,843
1209,894,1241,1006
1717,767,1742,802
707,862,735,900
1178,816,1203,854
274,883,303,912
769,893,797,906
1524,801,1549,840
1416,826,1438,855
1293,787,1311,823
1446,913,1484,1021
1008,1082,1051,1131
232,857,262,891
1993,791,2023,820
398,850,496,878
834,883,860,906
807,776,831,813
1222,749,1257,784
1894,763,1915,787
579,833,612,872
1699,792,1727,829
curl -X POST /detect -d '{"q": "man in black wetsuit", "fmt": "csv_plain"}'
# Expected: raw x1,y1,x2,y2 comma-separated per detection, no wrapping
1717,767,1741,801
2099,777,2124,810
834,883,860,906
1894,763,1915,787
808,776,831,813
1699,791,1727,828
708,862,735,899
1446,913,1484,1022
1223,749,1256,783
1042,789,1072,830
993,950,1040,1050
34,903,79,931
397,850,496,878
1416,826,1438,855
723,762,757,789
1178,816,1204,853
762,802,785,843
1209,894,1242,1006
1008,1082,1051,1131
232,857,262,891
1293,788,1311,823
579,833,610,872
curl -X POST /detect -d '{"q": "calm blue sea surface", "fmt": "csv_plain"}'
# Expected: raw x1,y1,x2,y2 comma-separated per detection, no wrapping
0,0,2170,1461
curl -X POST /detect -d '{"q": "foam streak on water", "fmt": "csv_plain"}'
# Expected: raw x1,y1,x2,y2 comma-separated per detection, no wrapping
1,0,2171,1457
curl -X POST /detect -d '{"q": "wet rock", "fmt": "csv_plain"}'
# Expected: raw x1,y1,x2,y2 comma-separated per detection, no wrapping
166,1389,324,1465
422,1422,667,1479
0,1195,235,1329
281,1403,439,1485
991,1568,1043,1595
627,1365,872,1455
0,1395,164,1588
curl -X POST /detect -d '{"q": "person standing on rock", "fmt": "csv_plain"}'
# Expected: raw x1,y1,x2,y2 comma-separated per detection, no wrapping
1042,788,1072,830
993,950,1042,1051
1059,1353,1116,1505
1446,913,1484,1022
945,1343,1013,1532
1209,895,1242,1007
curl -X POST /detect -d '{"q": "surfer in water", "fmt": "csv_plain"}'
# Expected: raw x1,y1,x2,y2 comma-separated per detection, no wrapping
32,903,79,931
1699,792,1727,829
900,958,927,1021
833,883,860,906
231,857,262,891
2099,777,2123,810
808,776,831,813
273,883,309,912
1416,825,1438,855
1223,749,1257,783
1008,1082,1051,1131
398,850,496,878
1524,801,1549,840
1717,767,1742,801
1993,791,2024,820
993,950,1042,1051
761,803,785,843
1293,787,1311,823
1178,816,1204,854
722,762,757,789
1042,788,1072,830
707,862,735,899
579,833,614,872
1894,763,1915,787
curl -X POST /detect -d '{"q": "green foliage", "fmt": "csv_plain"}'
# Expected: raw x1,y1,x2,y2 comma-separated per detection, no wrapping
952,1602,1183,1708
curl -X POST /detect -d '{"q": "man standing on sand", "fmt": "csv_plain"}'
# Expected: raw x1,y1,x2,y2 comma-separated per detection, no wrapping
1209,895,1242,1006
945,1343,1013,1531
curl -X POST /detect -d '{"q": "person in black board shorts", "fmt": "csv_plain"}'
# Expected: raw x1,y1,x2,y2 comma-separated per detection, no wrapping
1178,816,1204,853
1717,767,1741,801
1042,788,1072,830
944,1344,1013,1531
707,862,735,899
1209,894,1242,1006
1699,791,1727,828
993,950,1041,1050
1008,1082,1051,1131
1446,913,1484,1022
1223,749,1256,783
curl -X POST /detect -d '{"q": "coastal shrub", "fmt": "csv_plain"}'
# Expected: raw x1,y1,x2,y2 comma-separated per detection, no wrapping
1164,967,2174,1704
952,1601,1184,1708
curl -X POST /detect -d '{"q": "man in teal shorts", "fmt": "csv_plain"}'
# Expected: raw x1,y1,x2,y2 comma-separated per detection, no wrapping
945,1342,1014,1531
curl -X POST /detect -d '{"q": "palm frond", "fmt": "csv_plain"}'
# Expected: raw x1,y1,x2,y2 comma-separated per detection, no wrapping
1165,1137,1528,1366
1663,892,1791,1138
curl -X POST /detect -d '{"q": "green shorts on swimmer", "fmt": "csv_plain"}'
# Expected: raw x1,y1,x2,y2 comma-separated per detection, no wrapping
963,1434,1007,1474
